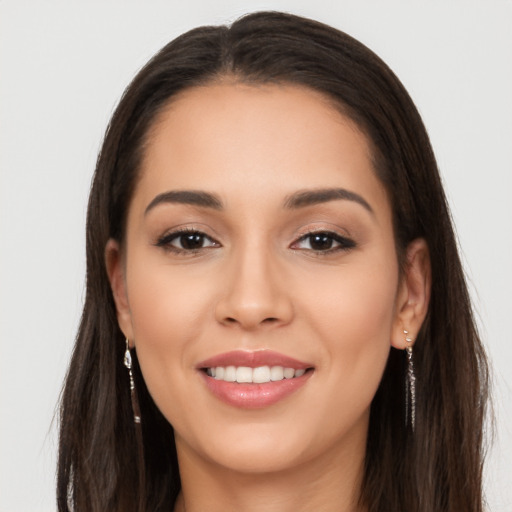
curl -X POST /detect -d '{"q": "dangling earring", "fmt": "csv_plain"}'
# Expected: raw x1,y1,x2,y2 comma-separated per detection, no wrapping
404,329,416,432
124,339,141,424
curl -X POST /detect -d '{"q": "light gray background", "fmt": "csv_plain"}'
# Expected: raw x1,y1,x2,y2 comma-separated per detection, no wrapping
1,1,511,511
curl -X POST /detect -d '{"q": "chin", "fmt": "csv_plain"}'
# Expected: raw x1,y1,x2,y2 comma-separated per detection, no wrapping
199,432,310,474
174,408,368,477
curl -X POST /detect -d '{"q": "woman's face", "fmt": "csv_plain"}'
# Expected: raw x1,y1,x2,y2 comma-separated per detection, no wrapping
110,83,408,474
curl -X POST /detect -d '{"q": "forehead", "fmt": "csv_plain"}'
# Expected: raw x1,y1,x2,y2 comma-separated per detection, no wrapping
134,82,389,216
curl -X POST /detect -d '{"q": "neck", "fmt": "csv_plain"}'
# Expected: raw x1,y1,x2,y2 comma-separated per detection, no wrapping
174,423,368,512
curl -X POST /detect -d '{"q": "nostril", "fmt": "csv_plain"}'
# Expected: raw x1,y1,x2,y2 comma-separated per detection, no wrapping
223,316,278,325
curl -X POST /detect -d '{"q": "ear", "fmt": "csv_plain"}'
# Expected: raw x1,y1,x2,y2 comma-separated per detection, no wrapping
391,238,431,349
105,239,134,345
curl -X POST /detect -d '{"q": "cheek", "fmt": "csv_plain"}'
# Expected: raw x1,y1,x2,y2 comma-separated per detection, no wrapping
321,268,397,343
126,244,219,339
123,255,214,417
301,248,398,335
300,254,399,393
288,259,398,443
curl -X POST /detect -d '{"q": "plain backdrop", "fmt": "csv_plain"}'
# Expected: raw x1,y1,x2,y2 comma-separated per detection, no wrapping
1,1,511,511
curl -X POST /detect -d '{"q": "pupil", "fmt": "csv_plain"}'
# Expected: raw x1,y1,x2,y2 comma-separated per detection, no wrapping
310,234,333,250
181,233,203,249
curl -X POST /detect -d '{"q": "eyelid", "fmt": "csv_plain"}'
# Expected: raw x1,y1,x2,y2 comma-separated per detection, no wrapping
154,227,221,253
290,228,356,253
153,224,355,255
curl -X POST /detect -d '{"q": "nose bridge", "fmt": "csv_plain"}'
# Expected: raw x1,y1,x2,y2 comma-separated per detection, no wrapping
215,235,293,329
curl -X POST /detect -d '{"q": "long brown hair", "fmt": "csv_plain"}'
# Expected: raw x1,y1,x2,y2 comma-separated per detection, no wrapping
57,11,489,512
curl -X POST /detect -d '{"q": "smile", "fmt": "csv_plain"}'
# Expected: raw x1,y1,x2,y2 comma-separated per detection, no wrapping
206,365,306,383
197,350,314,408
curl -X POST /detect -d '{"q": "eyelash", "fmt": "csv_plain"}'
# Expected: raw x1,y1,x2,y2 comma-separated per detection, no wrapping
155,228,220,254
155,228,356,255
291,230,356,254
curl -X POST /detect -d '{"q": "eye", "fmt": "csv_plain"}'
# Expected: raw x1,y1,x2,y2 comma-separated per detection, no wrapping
291,231,355,252
156,229,219,253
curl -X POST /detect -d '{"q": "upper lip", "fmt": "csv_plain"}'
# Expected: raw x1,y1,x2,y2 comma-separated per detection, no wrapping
196,350,312,370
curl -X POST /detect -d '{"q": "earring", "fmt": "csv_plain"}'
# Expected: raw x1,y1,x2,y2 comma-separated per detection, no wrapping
123,339,141,424
404,329,416,432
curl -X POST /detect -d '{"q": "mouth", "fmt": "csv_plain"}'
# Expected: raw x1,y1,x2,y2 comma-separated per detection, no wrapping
197,350,314,409
204,365,309,383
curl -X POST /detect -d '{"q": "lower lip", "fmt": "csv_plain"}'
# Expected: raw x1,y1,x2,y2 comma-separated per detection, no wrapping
200,371,312,409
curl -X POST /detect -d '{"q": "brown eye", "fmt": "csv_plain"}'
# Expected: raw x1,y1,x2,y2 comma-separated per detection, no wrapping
309,234,335,251
292,231,355,252
178,233,207,250
156,230,219,252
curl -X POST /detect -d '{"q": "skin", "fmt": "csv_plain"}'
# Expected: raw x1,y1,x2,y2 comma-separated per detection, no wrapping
107,82,431,512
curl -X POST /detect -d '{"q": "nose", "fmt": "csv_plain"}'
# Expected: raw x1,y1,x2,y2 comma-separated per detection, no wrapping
214,246,294,331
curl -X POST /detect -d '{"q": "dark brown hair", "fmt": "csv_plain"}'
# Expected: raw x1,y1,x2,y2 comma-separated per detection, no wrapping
57,11,489,512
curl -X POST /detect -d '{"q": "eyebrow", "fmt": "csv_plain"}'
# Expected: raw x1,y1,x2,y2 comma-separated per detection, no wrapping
144,187,373,215
145,190,223,215
284,188,374,214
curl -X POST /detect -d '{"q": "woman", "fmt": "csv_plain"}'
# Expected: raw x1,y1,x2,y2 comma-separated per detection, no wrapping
57,11,489,512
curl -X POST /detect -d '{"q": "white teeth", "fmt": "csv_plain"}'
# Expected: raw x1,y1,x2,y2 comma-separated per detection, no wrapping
283,367,295,379
236,366,253,383
206,365,308,383
270,366,284,381
253,366,271,383
224,365,236,382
